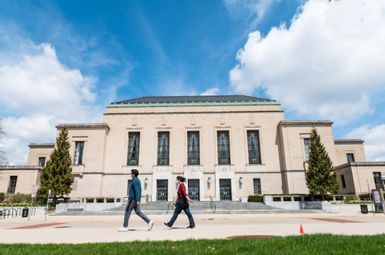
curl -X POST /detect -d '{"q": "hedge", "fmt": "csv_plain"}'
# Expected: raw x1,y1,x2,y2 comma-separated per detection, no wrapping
247,195,264,202
0,202,30,207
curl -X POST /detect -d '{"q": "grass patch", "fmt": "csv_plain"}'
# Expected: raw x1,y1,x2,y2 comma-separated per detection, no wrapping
1,234,385,255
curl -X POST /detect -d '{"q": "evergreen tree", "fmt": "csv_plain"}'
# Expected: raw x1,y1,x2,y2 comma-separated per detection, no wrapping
37,128,73,206
0,119,8,165
305,128,339,196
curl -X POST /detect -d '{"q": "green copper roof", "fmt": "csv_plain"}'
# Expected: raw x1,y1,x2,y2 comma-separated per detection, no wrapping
109,95,280,107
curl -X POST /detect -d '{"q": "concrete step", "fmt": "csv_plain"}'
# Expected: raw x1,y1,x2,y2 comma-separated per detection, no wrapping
56,208,321,215
300,201,323,210
55,201,318,215
110,201,274,211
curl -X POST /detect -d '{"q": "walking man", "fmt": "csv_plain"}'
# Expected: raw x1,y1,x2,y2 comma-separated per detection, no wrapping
118,169,154,232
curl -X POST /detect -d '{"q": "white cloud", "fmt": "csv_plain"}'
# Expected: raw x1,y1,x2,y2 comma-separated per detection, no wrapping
2,115,54,164
0,3,131,165
200,87,220,96
0,44,96,116
347,125,385,161
0,43,103,165
230,0,385,123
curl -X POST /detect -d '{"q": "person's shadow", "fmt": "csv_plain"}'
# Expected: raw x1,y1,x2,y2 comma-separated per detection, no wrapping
165,226,189,230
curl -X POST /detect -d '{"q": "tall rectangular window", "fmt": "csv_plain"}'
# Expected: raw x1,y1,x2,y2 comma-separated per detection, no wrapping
253,178,262,194
247,130,262,164
38,157,46,167
157,131,170,165
127,132,140,166
373,172,383,190
304,138,310,160
217,131,230,165
187,131,200,165
346,153,355,163
7,176,17,194
74,141,84,165
340,175,346,189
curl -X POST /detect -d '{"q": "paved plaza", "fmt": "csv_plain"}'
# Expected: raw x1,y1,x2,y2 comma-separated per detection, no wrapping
1,212,385,243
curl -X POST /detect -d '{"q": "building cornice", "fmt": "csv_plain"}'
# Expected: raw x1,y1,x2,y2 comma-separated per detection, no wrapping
56,123,109,130
29,143,54,148
73,172,132,176
334,139,364,144
0,165,42,171
279,120,333,127
335,161,385,170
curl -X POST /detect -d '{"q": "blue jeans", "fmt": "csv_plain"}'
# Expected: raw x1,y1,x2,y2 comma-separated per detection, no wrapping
167,203,195,227
123,200,151,227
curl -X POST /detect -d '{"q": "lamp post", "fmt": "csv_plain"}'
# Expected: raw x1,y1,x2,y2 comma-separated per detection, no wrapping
144,177,148,190
207,177,212,189
367,180,375,215
239,176,244,189
45,189,51,221
381,176,385,215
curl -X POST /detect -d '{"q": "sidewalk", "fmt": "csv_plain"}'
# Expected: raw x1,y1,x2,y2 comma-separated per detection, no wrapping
1,213,385,243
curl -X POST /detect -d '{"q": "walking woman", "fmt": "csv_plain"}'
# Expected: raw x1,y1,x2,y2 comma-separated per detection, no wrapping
164,176,195,229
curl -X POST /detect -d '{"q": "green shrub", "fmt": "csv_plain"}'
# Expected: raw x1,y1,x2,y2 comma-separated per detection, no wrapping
344,195,357,202
247,195,264,202
359,193,372,201
35,194,47,206
0,202,30,207
0,192,5,202
86,198,94,203
4,193,32,204
346,200,373,204
106,198,115,203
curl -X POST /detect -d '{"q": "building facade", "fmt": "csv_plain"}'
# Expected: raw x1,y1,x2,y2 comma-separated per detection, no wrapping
1,95,384,202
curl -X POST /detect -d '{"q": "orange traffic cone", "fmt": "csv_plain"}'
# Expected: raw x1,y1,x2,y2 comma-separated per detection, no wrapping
300,224,305,236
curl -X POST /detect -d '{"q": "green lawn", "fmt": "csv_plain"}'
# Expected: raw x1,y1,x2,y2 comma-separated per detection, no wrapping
1,234,385,255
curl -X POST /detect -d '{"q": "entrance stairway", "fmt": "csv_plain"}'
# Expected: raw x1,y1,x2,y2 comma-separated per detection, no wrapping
59,201,299,215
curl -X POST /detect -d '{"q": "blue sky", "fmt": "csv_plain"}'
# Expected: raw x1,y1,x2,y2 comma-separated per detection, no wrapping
1,0,385,164
0,0,299,98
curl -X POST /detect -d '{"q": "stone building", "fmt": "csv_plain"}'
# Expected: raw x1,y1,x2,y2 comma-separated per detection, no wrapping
1,95,384,202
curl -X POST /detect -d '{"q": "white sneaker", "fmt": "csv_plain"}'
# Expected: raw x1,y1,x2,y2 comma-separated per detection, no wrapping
147,220,154,231
118,227,129,232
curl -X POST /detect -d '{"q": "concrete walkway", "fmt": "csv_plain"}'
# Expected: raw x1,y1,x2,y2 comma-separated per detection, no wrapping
1,212,385,243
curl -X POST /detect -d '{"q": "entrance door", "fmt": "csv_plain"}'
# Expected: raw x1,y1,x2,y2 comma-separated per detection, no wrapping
157,179,168,201
188,179,200,201
220,179,232,200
